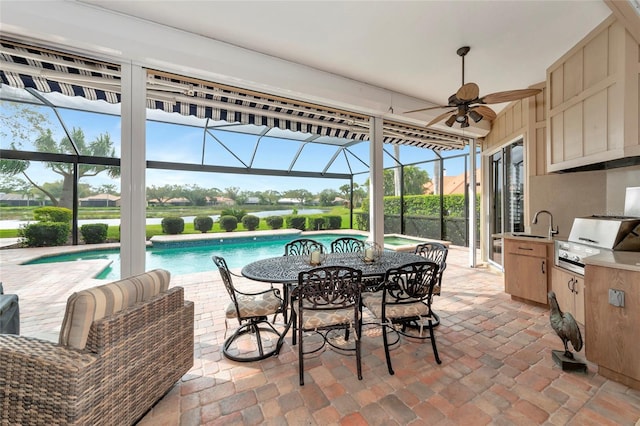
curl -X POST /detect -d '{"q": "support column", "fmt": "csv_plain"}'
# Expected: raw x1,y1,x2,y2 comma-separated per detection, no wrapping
120,63,147,278
468,138,478,267
369,117,384,246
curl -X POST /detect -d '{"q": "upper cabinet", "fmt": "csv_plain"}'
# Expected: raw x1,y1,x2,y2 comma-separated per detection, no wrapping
546,17,640,172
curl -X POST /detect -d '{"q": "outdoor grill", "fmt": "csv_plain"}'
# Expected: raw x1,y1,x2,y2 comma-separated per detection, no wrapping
555,215,640,276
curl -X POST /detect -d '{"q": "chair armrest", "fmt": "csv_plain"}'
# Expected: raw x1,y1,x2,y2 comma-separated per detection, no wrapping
0,334,100,424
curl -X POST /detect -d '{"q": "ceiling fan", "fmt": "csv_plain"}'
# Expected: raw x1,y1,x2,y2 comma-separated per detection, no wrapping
405,46,541,129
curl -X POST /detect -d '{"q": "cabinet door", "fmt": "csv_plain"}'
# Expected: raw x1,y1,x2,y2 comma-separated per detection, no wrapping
585,265,640,383
573,275,585,325
505,254,548,304
551,267,573,314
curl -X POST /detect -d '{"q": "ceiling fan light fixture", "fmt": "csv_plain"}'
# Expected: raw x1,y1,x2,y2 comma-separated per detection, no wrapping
460,116,470,128
445,114,456,127
469,109,483,123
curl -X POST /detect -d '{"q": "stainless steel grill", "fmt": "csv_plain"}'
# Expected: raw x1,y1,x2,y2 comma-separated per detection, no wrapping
555,216,640,276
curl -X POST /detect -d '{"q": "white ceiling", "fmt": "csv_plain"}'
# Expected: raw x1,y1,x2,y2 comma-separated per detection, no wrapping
79,0,613,122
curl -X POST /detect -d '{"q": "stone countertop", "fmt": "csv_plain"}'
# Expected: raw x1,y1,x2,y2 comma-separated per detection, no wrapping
583,251,640,273
495,233,556,243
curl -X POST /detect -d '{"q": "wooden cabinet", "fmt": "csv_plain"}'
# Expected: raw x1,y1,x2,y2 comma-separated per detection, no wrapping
585,265,640,390
503,238,551,305
550,266,584,325
546,17,640,172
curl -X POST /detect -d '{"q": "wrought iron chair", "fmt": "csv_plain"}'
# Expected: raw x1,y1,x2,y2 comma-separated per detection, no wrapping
414,242,448,326
330,237,365,253
283,238,325,256
293,265,363,385
362,261,442,375
212,256,285,362
281,238,326,323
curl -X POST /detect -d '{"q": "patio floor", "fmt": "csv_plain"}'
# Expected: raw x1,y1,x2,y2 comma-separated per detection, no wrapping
1,244,640,425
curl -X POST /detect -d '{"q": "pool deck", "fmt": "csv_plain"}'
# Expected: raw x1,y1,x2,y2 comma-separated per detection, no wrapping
2,240,640,424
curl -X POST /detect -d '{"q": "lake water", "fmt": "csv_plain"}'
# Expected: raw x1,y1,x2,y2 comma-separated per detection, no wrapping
0,209,326,230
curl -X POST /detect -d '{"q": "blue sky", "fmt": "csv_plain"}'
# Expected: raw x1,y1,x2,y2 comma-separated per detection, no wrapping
2,93,471,195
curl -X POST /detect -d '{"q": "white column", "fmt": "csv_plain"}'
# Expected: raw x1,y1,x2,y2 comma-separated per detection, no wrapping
120,63,147,278
369,117,385,246
468,138,477,267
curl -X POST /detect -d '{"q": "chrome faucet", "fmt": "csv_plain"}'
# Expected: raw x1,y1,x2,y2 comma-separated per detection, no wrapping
532,210,559,239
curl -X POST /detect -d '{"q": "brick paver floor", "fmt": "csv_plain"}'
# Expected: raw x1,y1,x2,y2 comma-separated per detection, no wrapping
2,243,639,425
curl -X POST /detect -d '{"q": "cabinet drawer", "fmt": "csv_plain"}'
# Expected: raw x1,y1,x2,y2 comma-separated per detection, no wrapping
505,240,547,257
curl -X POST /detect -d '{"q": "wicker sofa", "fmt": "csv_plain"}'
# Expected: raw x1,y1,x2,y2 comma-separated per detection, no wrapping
0,268,194,425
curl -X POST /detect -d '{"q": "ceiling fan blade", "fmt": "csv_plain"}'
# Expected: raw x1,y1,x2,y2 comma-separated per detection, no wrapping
456,82,479,101
404,104,451,114
471,105,497,121
480,88,542,104
426,110,456,127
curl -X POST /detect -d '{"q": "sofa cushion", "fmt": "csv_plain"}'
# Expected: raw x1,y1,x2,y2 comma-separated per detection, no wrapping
59,269,171,350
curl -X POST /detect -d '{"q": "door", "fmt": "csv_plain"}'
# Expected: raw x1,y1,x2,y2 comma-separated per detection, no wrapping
488,140,525,267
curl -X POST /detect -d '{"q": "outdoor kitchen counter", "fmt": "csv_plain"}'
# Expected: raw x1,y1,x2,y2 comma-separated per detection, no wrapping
583,251,640,273
498,233,556,242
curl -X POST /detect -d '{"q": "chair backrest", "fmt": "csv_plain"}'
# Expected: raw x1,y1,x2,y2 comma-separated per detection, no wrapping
297,266,362,311
212,256,239,311
330,237,365,253
414,242,448,279
382,261,439,304
284,238,324,256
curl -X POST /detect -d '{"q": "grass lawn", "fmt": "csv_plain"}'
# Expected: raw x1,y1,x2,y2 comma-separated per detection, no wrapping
2,206,359,241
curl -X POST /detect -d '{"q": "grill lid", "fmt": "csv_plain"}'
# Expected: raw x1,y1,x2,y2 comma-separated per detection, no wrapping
568,216,640,251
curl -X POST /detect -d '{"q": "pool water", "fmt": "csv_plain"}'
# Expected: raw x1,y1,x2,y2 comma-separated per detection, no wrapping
27,233,367,280
383,236,427,246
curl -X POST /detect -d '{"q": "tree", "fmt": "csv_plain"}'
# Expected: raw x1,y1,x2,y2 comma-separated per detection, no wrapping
0,126,119,209
260,189,281,205
180,184,209,206
96,183,118,195
147,184,180,205
318,189,340,206
224,186,240,201
363,165,430,196
283,189,313,205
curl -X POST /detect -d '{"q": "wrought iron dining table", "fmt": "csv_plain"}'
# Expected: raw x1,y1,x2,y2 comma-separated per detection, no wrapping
240,250,429,358
241,251,426,284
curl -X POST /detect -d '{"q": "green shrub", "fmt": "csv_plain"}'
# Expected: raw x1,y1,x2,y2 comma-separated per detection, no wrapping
285,215,306,231
325,215,342,229
21,222,70,247
219,215,238,232
265,215,283,229
308,216,326,231
221,208,247,222
161,216,185,234
193,216,214,233
241,214,260,231
33,206,72,223
80,223,109,244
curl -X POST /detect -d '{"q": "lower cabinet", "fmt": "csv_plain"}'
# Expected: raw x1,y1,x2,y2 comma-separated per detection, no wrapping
550,266,585,325
585,264,640,390
503,238,551,304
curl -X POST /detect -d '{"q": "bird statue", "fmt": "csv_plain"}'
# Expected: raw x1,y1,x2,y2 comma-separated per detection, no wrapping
548,291,583,359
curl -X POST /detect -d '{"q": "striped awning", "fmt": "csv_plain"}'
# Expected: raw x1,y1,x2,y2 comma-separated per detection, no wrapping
1,39,468,150
0,40,121,103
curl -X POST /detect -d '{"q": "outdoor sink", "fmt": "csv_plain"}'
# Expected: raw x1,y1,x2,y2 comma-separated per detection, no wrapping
511,233,548,239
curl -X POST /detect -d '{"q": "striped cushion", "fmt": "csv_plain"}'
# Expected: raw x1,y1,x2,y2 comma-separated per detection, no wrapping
59,269,171,350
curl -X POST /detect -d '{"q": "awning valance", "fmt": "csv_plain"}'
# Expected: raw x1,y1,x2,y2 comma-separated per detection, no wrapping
0,39,121,103
1,39,468,150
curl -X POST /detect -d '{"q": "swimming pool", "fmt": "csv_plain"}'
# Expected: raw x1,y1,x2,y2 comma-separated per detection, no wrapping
26,233,368,280
25,232,435,280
